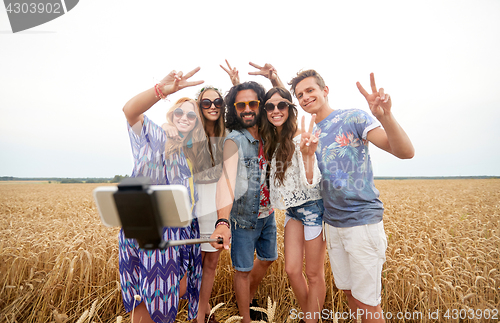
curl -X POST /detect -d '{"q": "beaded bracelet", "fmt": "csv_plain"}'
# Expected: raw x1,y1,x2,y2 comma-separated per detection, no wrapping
155,84,167,100
154,84,161,98
215,218,230,229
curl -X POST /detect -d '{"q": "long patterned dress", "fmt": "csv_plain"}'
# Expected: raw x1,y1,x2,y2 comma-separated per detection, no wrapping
118,115,202,323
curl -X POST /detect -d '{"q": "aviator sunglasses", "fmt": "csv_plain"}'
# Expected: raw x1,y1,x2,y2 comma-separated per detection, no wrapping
200,98,224,109
234,100,260,111
173,108,197,121
264,101,289,112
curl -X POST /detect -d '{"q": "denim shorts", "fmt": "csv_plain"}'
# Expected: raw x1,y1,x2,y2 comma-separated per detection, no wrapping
230,212,278,272
285,199,324,227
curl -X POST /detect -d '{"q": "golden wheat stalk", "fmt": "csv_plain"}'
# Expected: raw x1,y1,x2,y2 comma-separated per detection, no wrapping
224,316,244,323
207,302,225,322
1,180,499,323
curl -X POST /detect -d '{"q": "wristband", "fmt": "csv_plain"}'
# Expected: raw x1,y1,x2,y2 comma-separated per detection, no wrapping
155,84,167,100
216,221,230,229
215,218,230,229
154,84,161,98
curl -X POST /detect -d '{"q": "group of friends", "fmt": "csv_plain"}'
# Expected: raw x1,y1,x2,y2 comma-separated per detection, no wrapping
120,61,414,323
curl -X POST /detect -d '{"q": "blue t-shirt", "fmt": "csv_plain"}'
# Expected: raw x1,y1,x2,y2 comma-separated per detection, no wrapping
315,109,384,227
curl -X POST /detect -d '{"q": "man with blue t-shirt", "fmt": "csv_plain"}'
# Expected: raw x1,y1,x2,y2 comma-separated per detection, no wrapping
290,70,414,323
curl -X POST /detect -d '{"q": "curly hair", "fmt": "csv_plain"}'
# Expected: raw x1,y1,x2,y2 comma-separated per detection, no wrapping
224,81,266,131
260,87,298,186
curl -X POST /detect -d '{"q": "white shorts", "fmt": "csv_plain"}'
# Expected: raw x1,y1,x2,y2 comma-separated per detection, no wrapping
324,221,387,306
196,182,218,252
284,216,322,241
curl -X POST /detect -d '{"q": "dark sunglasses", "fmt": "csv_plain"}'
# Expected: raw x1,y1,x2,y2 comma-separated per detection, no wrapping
200,98,224,109
234,100,260,111
264,101,289,112
173,108,197,121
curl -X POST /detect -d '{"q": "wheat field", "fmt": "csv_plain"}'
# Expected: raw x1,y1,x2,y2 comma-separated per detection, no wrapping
0,179,499,322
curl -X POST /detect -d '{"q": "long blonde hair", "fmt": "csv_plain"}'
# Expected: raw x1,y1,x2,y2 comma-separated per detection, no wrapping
164,98,205,173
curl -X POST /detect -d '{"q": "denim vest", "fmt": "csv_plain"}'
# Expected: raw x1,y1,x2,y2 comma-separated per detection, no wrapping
225,129,262,229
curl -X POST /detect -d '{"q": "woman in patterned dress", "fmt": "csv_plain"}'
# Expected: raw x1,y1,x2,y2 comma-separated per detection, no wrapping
120,68,205,323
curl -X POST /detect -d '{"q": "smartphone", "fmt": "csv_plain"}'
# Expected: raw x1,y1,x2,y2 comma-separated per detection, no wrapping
93,185,192,228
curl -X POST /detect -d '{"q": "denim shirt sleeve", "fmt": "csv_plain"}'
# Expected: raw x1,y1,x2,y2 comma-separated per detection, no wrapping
225,130,261,229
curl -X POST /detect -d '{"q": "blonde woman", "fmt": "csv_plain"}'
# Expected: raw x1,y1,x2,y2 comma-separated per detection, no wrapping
121,68,205,323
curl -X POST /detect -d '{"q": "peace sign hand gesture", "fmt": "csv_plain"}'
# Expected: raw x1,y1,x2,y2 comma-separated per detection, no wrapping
299,114,319,157
220,59,240,86
158,67,204,96
249,62,278,80
248,62,284,88
299,114,319,184
356,73,392,120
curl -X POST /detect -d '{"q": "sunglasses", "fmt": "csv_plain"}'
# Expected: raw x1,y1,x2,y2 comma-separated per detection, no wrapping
264,101,289,112
173,108,197,121
200,98,224,109
234,100,260,111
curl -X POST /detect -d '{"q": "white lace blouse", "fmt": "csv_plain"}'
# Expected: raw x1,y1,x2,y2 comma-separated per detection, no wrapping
269,135,322,210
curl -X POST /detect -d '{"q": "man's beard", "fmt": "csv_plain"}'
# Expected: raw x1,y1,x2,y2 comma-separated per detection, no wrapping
238,111,259,128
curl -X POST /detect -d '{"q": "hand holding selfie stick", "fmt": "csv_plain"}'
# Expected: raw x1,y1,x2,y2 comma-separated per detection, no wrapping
161,237,223,248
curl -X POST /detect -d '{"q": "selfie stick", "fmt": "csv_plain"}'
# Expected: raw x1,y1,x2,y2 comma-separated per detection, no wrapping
161,237,223,248
113,177,223,249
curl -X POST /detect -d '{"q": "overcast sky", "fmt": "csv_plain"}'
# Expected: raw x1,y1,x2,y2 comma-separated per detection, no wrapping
1,0,499,178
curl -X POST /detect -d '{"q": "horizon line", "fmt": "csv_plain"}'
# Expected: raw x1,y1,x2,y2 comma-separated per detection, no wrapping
1,175,499,180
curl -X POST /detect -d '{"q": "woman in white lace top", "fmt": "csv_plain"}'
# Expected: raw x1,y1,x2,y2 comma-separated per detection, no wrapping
261,87,326,323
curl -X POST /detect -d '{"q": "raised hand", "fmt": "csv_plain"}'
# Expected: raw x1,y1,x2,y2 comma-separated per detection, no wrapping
299,114,319,184
220,59,240,85
158,67,204,97
299,114,319,157
356,73,392,120
248,62,278,81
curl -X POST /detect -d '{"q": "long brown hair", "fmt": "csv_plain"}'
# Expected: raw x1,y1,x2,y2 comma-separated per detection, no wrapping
260,87,298,186
196,86,226,139
194,87,227,181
